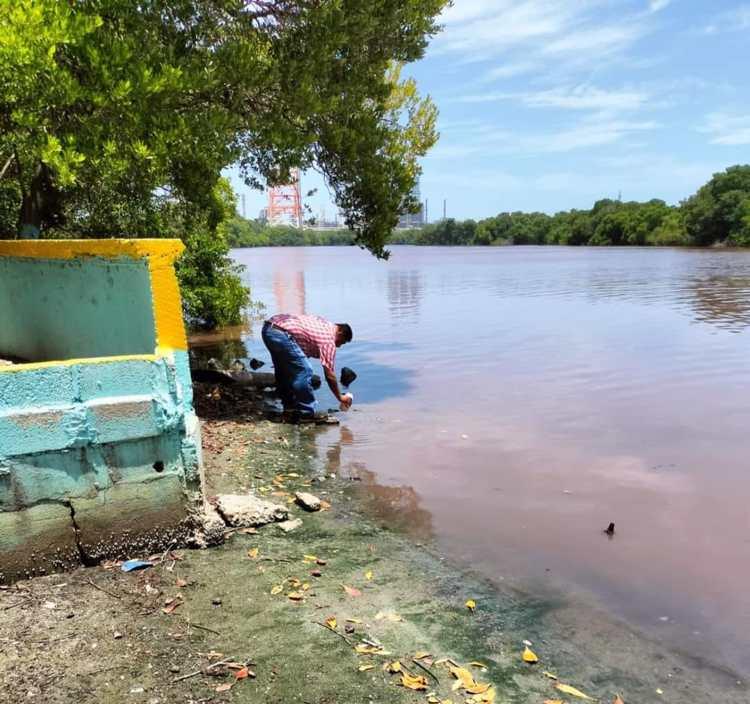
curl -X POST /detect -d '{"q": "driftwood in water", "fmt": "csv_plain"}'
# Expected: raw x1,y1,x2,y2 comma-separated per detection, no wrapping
191,368,321,390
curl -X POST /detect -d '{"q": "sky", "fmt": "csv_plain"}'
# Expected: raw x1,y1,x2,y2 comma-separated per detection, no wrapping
230,0,750,222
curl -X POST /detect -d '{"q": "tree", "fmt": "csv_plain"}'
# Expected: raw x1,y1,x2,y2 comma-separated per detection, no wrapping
681,165,750,246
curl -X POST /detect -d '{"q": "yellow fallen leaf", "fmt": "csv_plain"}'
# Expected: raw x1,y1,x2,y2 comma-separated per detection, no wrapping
287,472,300,477
555,683,593,700
287,591,304,601
358,664,375,672
400,673,428,691
543,700,564,704
287,578,302,587
522,646,538,663
345,618,363,624
385,661,402,673
270,585,283,595
471,689,496,703
414,651,431,660
355,644,383,655
469,661,487,668
449,665,476,690
465,599,476,612
365,570,373,581
303,554,318,562
543,671,558,680
325,616,337,630
302,583,311,591
375,611,403,622
247,547,259,559
427,697,440,704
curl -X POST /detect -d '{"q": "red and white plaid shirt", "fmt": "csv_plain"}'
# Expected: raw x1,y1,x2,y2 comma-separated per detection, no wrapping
269,313,337,373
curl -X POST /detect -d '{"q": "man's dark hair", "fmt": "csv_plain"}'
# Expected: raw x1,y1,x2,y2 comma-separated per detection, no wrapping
337,323,353,343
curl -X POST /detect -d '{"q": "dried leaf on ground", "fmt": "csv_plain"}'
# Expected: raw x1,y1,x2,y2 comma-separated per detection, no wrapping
365,570,373,581
287,591,304,601
465,599,476,612
469,661,487,668
385,661,403,673
355,644,384,655
346,618,363,624
414,651,431,660
342,584,362,597
543,700,564,704
325,616,337,630
375,611,403,622
270,585,283,595
522,646,539,663
215,683,233,692
247,547,259,559
543,671,558,680
358,664,375,672
161,599,182,615
468,688,496,703
555,683,593,700
234,667,254,680
400,673,429,690
303,554,318,562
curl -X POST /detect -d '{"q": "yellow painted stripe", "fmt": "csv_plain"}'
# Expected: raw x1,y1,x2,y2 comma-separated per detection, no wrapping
0,239,184,262
0,354,159,374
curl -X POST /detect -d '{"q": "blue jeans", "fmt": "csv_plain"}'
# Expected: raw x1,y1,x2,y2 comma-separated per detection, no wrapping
261,323,318,415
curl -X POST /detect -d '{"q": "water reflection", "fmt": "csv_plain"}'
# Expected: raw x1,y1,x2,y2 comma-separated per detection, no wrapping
320,424,433,540
388,269,423,320
688,275,750,331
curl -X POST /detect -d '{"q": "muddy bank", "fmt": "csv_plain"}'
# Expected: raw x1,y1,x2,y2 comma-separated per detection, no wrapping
0,384,746,703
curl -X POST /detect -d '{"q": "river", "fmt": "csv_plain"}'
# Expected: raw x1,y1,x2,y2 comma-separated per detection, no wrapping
192,245,750,676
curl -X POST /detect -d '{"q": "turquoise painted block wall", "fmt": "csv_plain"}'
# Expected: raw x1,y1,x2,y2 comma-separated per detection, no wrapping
0,240,202,584
0,256,156,361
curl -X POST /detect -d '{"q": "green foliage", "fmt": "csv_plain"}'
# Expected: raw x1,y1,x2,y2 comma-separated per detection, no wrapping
0,0,446,328
682,165,750,246
223,217,356,248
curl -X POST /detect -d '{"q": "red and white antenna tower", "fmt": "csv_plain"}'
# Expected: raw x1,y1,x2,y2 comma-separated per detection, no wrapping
267,169,302,227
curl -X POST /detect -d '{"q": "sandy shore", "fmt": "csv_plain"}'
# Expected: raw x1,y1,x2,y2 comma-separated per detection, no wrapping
0,383,746,703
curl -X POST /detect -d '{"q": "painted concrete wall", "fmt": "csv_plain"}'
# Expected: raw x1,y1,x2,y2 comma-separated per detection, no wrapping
0,240,202,583
0,256,156,361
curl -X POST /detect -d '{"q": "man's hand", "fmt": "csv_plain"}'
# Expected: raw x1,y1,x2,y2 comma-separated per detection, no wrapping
340,393,353,411
324,368,345,404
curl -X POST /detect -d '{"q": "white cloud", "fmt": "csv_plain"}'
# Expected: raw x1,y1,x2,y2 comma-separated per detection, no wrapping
457,85,649,112
699,112,750,145
704,4,750,34
521,116,659,153
648,0,671,13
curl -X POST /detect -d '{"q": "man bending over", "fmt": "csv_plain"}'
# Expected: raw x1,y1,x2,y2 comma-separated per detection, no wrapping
262,313,353,422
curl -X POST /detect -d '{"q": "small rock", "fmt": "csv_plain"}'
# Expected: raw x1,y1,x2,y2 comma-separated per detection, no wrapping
295,492,322,512
169,665,180,674
215,494,288,527
212,597,223,606
277,518,303,533
249,358,265,370
114,631,123,640
310,569,322,577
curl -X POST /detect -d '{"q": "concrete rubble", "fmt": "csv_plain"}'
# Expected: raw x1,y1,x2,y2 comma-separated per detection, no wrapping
294,491,322,511
214,493,288,527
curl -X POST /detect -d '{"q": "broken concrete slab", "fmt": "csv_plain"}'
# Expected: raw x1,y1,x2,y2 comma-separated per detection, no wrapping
294,492,322,512
186,504,226,549
214,494,288,527
277,518,303,533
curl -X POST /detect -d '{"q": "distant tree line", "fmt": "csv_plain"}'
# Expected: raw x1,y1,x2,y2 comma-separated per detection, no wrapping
396,165,750,247
227,165,750,250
